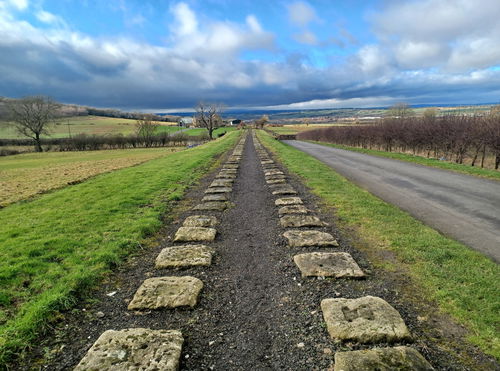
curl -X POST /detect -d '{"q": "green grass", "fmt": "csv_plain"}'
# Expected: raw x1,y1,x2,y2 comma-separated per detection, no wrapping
257,130,500,360
308,141,500,180
0,131,239,364
0,116,181,139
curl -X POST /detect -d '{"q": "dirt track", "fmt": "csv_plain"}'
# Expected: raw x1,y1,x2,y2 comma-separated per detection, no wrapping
17,132,498,370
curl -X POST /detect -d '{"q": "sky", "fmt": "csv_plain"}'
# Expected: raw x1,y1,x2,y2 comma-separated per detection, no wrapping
0,0,499,111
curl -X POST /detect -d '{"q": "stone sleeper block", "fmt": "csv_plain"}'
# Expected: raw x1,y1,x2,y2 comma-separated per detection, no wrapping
210,180,233,188
155,245,212,268
321,296,411,343
174,227,217,242
183,215,218,228
284,230,339,247
280,215,327,228
74,328,183,371
193,202,228,211
264,170,284,176
293,252,364,278
267,179,286,184
275,197,303,206
202,194,228,202
128,276,203,309
272,188,297,195
278,205,309,215
333,346,434,371
216,174,236,179
205,187,232,194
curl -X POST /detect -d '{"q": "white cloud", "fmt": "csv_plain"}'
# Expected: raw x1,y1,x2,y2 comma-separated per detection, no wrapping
171,2,198,37
287,1,318,27
7,0,28,11
293,30,317,45
36,10,58,24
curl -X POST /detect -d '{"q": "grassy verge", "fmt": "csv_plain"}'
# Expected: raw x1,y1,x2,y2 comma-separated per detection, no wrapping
0,147,182,206
185,127,236,137
257,130,499,360
307,141,500,181
0,132,239,364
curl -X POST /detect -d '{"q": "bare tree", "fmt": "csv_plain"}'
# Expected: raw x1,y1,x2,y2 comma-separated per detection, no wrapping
135,114,159,147
255,114,269,129
195,102,224,139
8,96,60,152
386,102,415,119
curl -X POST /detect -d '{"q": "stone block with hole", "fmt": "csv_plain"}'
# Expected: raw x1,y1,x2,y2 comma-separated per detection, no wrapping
278,205,309,215
174,227,216,242
280,215,327,228
183,215,218,228
74,328,183,371
275,197,303,206
333,346,434,371
293,252,364,278
128,276,203,309
321,296,411,343
284,230,338,247
155,245,212,268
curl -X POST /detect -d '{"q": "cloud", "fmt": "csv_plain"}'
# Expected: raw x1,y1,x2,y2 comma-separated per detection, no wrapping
293,30,317,45
287,1,318,27
6,0,28,11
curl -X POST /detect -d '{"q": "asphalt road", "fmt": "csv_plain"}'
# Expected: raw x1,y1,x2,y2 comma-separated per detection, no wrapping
284,140,500,263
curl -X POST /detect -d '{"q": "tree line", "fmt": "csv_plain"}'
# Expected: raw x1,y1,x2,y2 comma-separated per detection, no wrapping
298,107,500,169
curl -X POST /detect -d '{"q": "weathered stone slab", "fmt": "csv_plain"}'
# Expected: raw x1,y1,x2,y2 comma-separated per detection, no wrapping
205,186,232,194
74,328,183,371
174,227,217,242
280,215,327,228
278,205,309,215
193,202,228,211
266,174,287,180
216,173,236,179
183,215,218,228
223,164,239,169
267,178,286,184
210,179,233,188
272,187,297,195
275,197,303,206
293,252,364,278
202,194,228,202
219,169,237,174
264,170,284,176
284,230,338,247
155,245,212,268
321,296,411,343
128,276,203,309
334,347,434,371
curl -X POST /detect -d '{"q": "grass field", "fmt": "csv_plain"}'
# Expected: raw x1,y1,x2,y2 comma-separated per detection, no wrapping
257,130,499,360
308,141,500,180
0,131,239,364
0,148,182,206
184,127,237,136
0,116,181,139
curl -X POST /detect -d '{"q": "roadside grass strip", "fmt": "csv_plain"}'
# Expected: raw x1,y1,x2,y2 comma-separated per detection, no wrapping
257,130,500,360
0,132,239,365
307,141,500,181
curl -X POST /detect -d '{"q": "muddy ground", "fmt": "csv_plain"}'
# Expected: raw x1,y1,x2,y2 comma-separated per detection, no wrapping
15,132,499,370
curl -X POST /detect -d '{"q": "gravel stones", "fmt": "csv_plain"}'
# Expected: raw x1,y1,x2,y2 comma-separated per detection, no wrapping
128,276,203,309
279,215,326,228
284,230,339,247
174,227,217,242
74,328,183,371
155,245,213,268
275,197,303,206
293,252,364,278
321,296,411,343
333,346,434,371
183,215,218,228
193,202,228,211
278,205,309,215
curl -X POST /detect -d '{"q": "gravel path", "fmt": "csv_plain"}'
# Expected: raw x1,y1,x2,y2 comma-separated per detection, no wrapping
15,131,498,370
285,140,500,262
